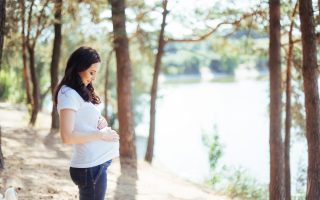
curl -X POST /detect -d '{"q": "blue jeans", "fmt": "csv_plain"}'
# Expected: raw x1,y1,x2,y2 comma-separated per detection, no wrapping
69,160,112,200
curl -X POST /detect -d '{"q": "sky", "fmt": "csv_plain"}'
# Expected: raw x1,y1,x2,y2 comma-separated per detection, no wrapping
144,0,264,38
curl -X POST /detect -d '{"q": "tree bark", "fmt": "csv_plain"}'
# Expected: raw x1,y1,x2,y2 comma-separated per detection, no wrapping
0,0,6,170
145,0,168,163
0,126,4,169
284,3,298,200
269,0,285,199
110,0,136,160
19,0,32,105
22,41,32,105
50,0,62,130
299,0,320,199
0,0,5,69
28,47,40,126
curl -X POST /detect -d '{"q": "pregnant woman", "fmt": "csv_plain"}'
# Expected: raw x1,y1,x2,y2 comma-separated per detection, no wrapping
54,46,119,200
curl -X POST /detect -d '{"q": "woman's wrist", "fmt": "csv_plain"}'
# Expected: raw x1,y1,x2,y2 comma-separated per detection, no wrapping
99,131,110,141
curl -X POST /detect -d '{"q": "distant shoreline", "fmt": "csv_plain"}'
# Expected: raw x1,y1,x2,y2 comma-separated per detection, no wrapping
160,73,268,84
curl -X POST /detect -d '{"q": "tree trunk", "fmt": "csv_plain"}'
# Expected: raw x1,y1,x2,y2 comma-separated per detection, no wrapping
50,0,62,130
0,126,4,170
299,0,320,199
110,0,136,160
284,3,298,200
19,0,32,105
0,0,5,69
0,0,6,170
269,0,285,199
284,48,292,198
22,42,32,105
145,0,168,163
28,47,40,126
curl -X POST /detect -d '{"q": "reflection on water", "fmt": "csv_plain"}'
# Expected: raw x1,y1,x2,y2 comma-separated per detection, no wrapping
136,79,307,187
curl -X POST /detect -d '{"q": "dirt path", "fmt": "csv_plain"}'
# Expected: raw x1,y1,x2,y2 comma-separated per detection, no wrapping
0,103,228,200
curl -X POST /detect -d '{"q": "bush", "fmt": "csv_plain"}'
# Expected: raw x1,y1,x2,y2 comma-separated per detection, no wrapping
203,127,268,199
0,70,11,100
0,69,24,102
202,128,224,185
224,167,268,200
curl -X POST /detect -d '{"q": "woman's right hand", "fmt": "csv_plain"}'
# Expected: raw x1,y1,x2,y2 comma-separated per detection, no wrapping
97,116,108,130
100,129,120,142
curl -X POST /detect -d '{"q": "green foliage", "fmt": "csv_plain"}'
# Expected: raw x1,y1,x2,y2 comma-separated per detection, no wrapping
202,133,223,172
162,34,269,76
0,71,10,100
163,43,212,75
224,167,268,200
202,127,268,199
210,37,268,74
0,68,24,102
183,56,200,74
220,56,238,74
202,127,224,185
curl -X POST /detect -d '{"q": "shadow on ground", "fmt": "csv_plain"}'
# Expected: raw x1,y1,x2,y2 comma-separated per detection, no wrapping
114,158,138,200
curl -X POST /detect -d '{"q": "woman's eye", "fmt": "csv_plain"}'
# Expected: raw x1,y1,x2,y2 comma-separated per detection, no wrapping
90,72,94,75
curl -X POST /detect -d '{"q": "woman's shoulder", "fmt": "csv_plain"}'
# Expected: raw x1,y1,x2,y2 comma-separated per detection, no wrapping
58,85,82,101
59,85,74,95
57,85,83,110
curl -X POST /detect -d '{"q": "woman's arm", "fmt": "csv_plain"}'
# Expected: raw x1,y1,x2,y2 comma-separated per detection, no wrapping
59,109,119,144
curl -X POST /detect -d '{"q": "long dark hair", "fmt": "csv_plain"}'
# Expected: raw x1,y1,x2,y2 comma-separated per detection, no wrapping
54,46,101,105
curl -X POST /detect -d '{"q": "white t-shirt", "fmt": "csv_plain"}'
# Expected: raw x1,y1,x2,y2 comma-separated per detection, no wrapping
57,85,119,168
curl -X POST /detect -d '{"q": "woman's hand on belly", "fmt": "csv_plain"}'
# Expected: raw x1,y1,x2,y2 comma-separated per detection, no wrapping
97,116,108,130
100,129,120,142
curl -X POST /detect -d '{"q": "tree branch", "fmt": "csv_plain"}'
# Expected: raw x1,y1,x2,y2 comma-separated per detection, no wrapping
34,0,50,48
26,0,35,44
166,10,266,43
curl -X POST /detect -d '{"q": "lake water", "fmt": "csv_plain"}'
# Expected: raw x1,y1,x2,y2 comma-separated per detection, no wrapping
136,78,307,188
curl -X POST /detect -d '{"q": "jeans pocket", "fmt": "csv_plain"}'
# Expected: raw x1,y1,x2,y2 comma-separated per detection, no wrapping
90,165,104,184
69,167,88,189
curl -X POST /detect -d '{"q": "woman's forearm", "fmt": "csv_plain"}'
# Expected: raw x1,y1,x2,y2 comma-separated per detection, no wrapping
60,131,102,144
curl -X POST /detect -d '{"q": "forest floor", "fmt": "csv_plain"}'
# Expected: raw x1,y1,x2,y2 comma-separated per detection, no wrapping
0,102,229,200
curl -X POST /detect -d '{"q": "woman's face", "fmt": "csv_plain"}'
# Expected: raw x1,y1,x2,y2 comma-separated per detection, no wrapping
78,62,100,86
